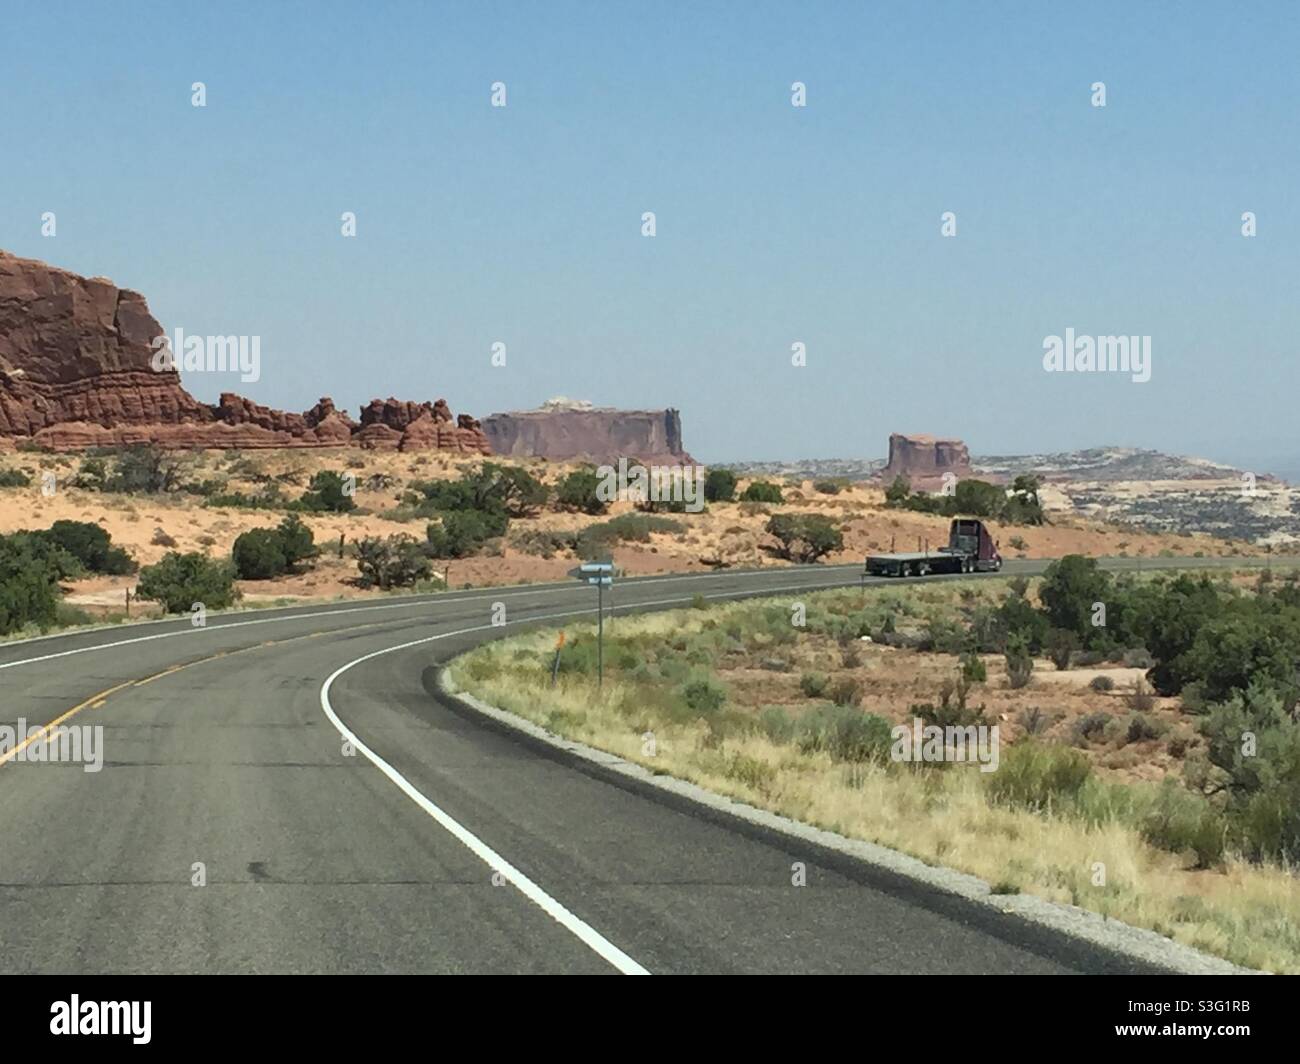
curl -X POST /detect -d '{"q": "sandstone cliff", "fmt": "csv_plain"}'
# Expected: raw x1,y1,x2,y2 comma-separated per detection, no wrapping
0,250,490,453
482,399,693,465
879,432,974,488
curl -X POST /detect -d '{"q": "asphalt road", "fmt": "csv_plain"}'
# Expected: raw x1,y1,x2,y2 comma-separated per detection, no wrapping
0,556,1283,974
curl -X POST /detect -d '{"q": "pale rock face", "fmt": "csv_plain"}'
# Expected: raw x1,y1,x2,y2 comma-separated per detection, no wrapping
481,404,693,465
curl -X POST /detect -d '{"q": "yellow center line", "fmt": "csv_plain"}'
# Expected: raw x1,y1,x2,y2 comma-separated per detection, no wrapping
0,679,134,767
0,616,398,770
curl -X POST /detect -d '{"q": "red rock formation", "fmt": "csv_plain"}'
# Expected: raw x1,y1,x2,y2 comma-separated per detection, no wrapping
880,432,974,489
482,399,693,465
0,253,212,438
0,249,492,454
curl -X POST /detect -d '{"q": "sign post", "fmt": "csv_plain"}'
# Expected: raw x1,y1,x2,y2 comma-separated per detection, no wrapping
550,631,565,687
577,562,614,688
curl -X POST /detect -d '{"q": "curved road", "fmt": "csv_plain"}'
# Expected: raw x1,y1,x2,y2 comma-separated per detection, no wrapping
0,557,1277,974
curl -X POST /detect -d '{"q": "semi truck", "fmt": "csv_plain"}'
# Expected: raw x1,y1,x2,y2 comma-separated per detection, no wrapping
865,518,1002,577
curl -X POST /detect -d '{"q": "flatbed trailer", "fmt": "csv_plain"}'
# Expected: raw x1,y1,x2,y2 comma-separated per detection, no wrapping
865,518,1002,577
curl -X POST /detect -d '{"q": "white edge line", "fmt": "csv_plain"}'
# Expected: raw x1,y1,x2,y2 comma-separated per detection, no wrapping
313,582,871,976
318,609,652,975
437,660,1257,976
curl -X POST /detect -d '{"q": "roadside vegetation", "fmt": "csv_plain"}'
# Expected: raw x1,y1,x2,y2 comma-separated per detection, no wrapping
0,521,138,635
886,473,1046,526
448,561,1300,973
0,444,1274,633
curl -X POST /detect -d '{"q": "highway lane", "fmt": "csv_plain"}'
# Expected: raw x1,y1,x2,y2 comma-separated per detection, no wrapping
0,556,1286,973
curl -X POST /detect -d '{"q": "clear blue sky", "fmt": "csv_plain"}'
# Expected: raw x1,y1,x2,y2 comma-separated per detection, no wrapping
2,1,1296,469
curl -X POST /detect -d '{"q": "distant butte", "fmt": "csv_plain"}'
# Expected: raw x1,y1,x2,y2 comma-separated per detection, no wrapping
0,249,490,453
879,432,975,489
482,397,694,465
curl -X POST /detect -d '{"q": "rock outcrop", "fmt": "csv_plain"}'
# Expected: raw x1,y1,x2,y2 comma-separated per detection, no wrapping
482,398,693,465
880,432,974,489
0,249,491,453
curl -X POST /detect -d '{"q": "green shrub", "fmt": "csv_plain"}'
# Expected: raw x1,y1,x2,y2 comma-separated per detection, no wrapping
924,615,967,654
103,446,181,494
1089,674,1116,692
231,515,317,580
797,704,894,763
1047,628,1078,670
985,742,1091,812
554,468,608,515
298,470,356,513
466,463,548,517
1192,681,1300,862
1004,633,1034,689
884,476,911,505
1038,555,1111,645
136,552,238,613
427,510,501,558
1140,780,1226,867
764,513,842,562
741,480,784,504
704,468,737,502
799,671,830,698
232,528,289,580
576,513,684,557
0,468,31,487
355,534,432,589
680,676,727,716
961,652,987,683
0,534,63,634
912,675,985,728
757,705,796,744
1125,713,1166,744
1072,711,1111,744
42,520,135,574
275,514,317,569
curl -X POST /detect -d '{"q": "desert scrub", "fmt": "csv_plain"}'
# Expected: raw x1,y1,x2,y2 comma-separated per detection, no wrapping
445,591,1300,972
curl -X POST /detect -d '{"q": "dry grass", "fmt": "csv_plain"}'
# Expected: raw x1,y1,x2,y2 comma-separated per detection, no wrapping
449,594,1300,974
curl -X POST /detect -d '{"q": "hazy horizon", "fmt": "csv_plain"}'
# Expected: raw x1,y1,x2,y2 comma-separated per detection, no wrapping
3,1,1295,473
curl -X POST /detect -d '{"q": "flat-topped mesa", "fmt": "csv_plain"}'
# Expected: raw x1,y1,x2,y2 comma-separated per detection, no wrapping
880,432,974,489
0,249,491,453
482,399,694,465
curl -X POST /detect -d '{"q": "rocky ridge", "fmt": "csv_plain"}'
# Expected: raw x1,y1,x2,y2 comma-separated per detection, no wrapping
0,250,490,453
